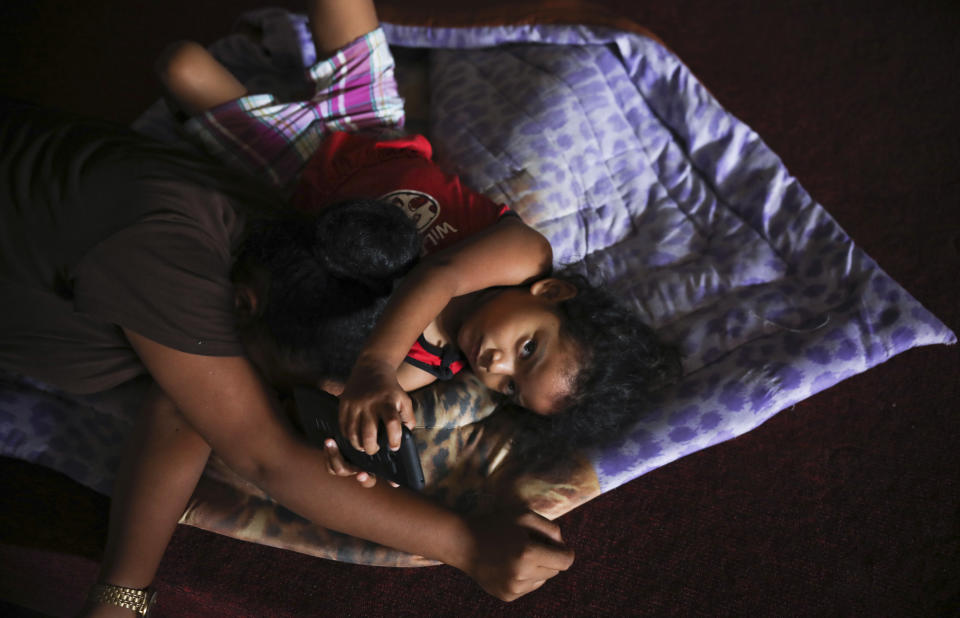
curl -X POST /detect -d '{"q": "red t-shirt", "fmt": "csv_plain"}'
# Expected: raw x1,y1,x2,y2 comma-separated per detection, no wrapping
294,132,512,256
295,132,515,378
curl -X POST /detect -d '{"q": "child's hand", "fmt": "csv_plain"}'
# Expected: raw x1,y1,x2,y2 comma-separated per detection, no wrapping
339,358,415,454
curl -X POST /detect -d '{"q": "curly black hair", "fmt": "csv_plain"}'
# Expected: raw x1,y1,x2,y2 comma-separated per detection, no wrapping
507,267,682,469
234,199,421,383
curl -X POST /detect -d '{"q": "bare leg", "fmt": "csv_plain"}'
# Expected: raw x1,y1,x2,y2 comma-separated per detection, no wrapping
307,0,379,59
156,41,247,115
154,0,381,114
83,385,211,617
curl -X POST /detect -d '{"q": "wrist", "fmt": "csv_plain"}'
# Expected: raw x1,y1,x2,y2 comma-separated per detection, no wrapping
436,512,478,575
86,583,156,617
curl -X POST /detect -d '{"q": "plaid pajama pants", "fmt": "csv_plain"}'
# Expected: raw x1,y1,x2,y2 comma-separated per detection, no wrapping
185,27,404,192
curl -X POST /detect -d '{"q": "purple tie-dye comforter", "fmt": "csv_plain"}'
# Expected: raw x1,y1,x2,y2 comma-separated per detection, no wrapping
381,19,956,493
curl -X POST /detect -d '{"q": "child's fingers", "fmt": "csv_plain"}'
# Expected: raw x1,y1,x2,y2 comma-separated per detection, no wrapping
360,416,381,455
398,394,416,430
382,392,412,450
383,416,403,451
338,403,360,450
345,409,371,453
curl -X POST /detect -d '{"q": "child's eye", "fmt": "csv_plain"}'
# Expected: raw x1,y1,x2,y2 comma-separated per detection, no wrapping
520,339,537,359
504,380,516,396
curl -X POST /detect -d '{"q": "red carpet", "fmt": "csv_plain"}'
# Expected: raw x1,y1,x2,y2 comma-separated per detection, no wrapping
1,0,957,615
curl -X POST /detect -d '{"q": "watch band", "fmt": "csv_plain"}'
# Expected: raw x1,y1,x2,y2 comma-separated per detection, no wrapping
87,583,157,616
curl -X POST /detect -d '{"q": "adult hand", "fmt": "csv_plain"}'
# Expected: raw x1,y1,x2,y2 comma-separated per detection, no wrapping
460,511,575,602
338,357,415,454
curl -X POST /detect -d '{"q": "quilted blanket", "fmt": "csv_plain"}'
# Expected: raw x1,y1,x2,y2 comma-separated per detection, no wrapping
1,9,953,566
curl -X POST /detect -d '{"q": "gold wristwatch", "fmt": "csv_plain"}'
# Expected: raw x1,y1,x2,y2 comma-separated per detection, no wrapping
88,583,157,616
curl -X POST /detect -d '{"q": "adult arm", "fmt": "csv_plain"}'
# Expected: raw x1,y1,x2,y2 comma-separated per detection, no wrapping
124,329,573,600
340,216,553,452
84,387,212,618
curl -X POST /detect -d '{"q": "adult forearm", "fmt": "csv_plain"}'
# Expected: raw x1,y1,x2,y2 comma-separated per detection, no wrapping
97,386,212,589
251,438,474,570
203,433,576,603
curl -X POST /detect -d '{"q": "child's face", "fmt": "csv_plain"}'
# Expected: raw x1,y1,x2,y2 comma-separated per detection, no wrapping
456,280,580,415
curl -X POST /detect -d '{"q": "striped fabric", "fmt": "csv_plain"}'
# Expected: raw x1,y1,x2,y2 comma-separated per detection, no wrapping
185,27,404,192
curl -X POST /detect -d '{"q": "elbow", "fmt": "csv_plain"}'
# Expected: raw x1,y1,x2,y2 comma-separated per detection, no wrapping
227,454,274,490
536,232,553,276
213,432,294,492
520,221,553,279
502,216,552,278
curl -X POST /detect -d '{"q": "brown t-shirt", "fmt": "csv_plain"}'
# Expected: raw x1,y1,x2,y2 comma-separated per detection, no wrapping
0,103,271,394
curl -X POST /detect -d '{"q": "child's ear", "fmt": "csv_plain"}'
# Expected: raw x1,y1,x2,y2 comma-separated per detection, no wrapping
529,278,578,302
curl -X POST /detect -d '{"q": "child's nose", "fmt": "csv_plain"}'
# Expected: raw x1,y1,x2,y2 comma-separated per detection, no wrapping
487,349,514,374
480,348,513,374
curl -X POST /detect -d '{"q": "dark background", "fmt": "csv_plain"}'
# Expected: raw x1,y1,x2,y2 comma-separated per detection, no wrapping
1,1,958,615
